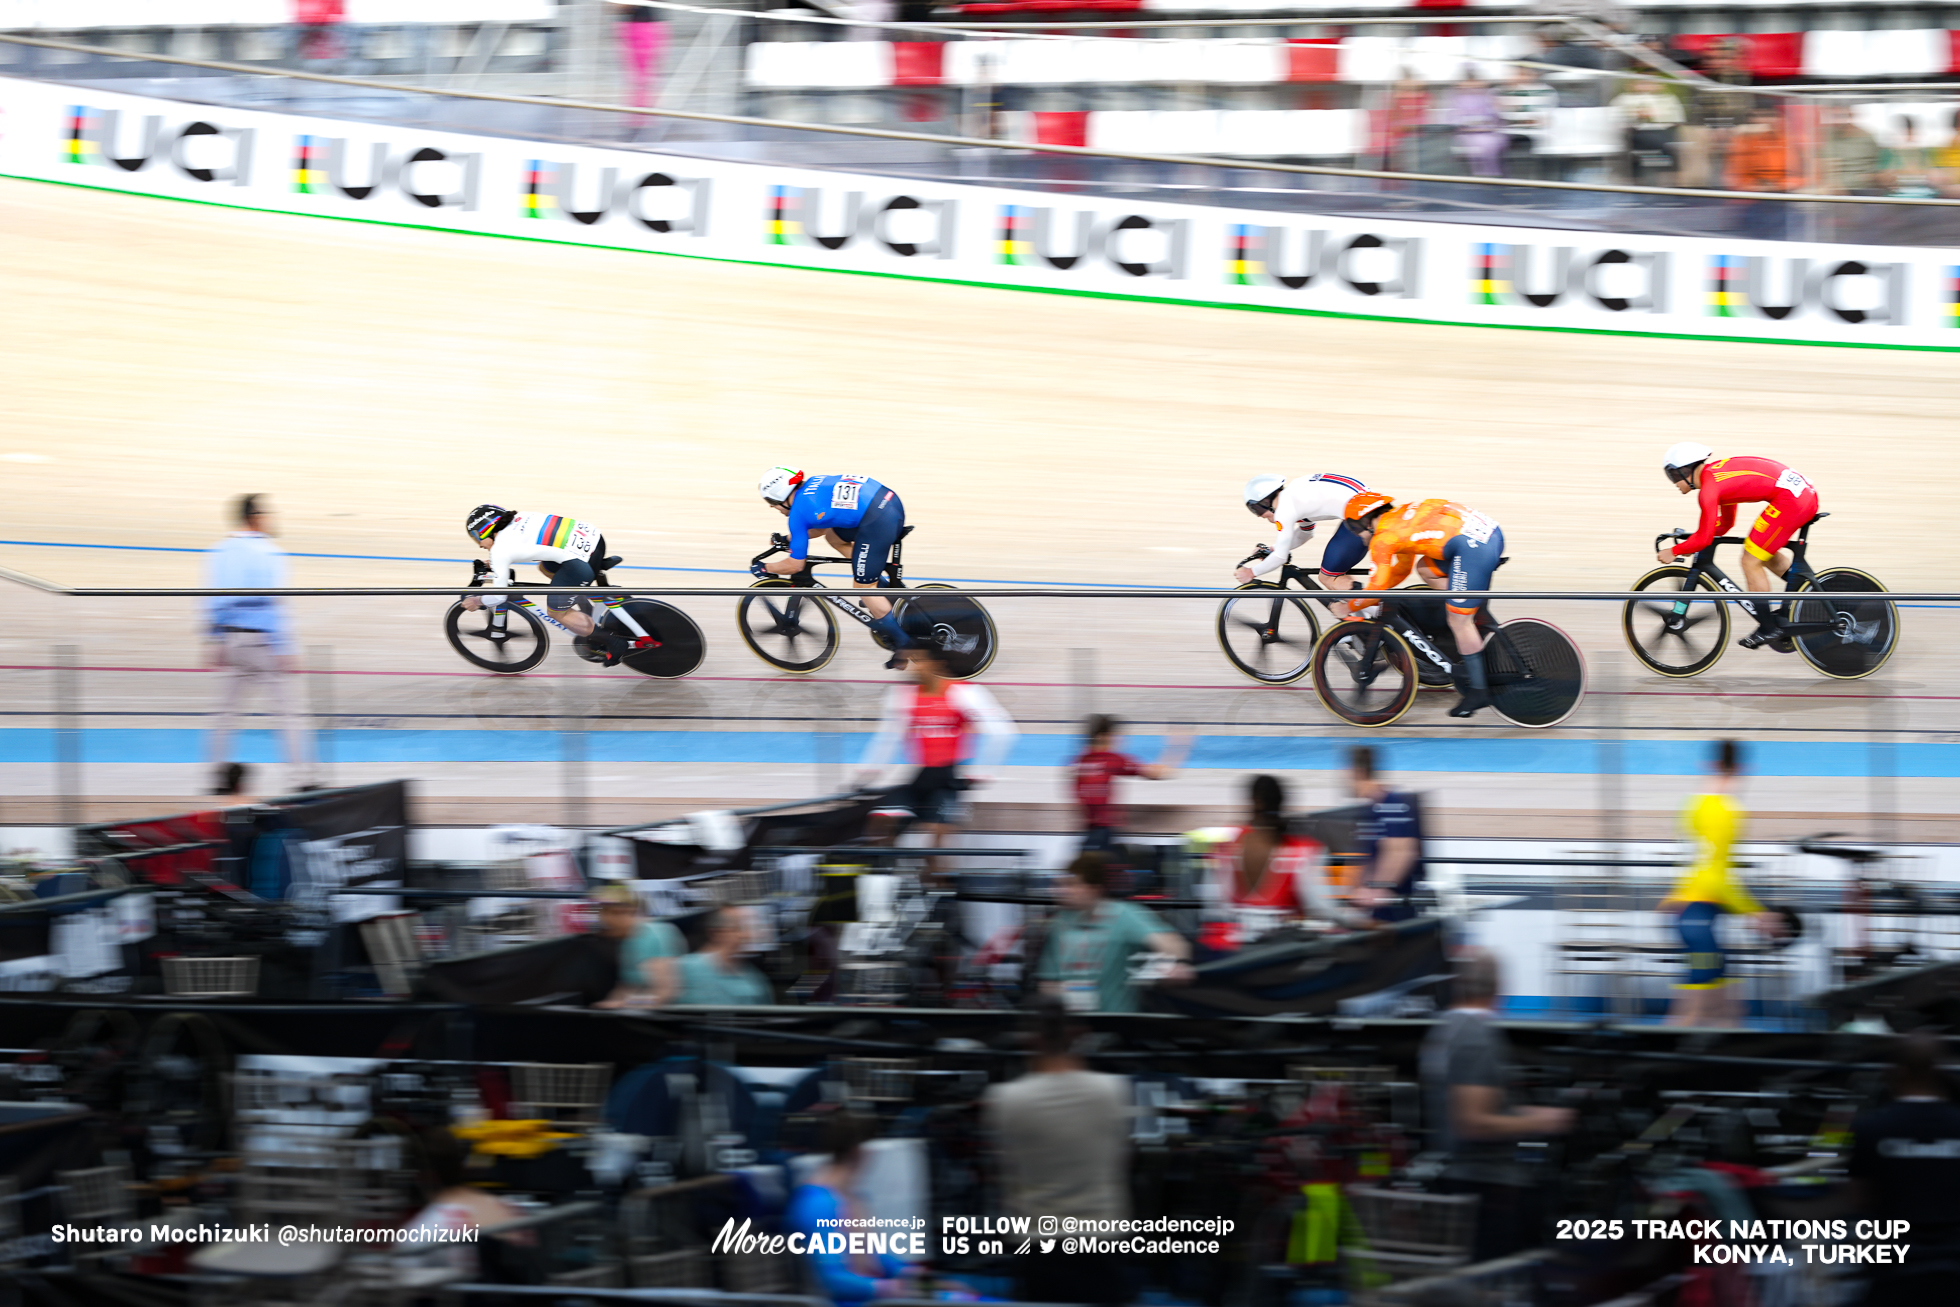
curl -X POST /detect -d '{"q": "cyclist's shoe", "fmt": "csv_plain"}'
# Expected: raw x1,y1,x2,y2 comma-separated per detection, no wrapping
584,630,630,667
1738,621,1792,653
1448,650,1492,719
1449,690,1494,718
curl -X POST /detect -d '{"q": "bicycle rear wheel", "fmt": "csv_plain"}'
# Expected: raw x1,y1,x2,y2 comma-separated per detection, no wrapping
607,600,706,678
738,580,839,674
1216,583,1320,685
1486,618,1586,729
902,586,998,680
1623,566,1729,678
1310,623,1418,728
1789,569,1897,680
444,600,549,674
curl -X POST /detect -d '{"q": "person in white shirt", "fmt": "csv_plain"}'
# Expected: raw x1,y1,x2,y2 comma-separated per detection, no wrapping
1234,473,1373,589
203,494,314,794
460,504,628,662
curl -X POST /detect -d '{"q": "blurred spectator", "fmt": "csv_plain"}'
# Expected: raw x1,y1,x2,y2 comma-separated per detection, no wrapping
1727,106,1792,239
204,494,315,796
1611,78,1685,185
1384,74,1432,173
1495,66,1558,180
609,2,668,108
1420,950,1575,1262
1444,75,1507,178
788,1111,922,1303
1879,116,1939,198
1662,740,1782,1028
1535,31,1609,108
1819,105,1882,196
1347,746,1425,924
1933,108,1960,194
400,1127,539,1281
1071,714,1187,857
1037,852,1190,1014
1848,1033,1960,1306
986,997,1133,1305
213,762,251,800
1200,775,1372,952
592,885,683,1009
855,646,1017,884
1698,41,1754,185
675,907,773,1005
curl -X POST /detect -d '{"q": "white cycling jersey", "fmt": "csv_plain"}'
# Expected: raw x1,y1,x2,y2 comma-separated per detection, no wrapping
1245,473,1369,580
483,510,603,607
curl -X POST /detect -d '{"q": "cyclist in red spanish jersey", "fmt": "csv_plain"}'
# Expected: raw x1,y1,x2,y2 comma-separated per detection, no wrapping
1341,492,1505,719
1659,442,1819,651
855,646,1017,874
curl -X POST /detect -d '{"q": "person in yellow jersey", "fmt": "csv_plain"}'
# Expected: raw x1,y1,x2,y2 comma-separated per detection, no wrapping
1661,740,1784,1027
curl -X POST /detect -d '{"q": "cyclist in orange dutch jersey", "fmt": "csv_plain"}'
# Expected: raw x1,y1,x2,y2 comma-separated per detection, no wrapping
1340,492,1505,719
1659,442,1820,652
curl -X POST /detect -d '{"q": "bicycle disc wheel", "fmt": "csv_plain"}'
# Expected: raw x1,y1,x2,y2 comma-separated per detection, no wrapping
1623,566,1730,678
1215,583,1320,685
1310,623,1418,728
1789,569,1897,680
901,586,998,680
1486,618,1587,729
738,580,839,674
444,600,549,674
607,600,706,678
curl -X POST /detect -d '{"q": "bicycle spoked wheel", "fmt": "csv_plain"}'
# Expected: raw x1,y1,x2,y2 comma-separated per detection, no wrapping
1310,623,1418,728
1789,569,1897,680
901,586,998,680
738,580,839,674
1623,566,1729,677
444,600,549,674
1216,583,1320,685
1486,618,1586,728
606,600,706,678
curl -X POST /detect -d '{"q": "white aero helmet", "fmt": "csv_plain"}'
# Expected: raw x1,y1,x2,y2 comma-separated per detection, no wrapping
1243,473,1286,516
1662,442,1714,484
759,466,806,505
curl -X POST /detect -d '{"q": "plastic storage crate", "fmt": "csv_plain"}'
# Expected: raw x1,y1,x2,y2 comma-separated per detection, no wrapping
161,956,259,997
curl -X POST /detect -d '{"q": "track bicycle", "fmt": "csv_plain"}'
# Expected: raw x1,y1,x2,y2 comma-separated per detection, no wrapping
1307,585,1586,729
737,530,999,679
1216,547,1450,691
1623,513,1897,680
442,556,706,677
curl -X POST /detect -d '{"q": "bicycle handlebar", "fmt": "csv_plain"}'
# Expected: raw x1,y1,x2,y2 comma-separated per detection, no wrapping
1652,530,1751,553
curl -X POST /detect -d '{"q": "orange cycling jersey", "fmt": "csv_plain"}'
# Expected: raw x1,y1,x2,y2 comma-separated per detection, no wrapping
1361,500,1490,591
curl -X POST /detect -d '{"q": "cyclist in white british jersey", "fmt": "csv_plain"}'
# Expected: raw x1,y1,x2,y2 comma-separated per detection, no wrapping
461,505,627,662
1234,473,1373,588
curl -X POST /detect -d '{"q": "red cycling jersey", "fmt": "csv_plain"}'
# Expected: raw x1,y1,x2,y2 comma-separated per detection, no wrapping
910,686,974,768
1672,455,1819,563
1074,749,1146,829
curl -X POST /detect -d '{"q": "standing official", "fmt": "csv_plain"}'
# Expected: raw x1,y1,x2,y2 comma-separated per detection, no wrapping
204,495,314,794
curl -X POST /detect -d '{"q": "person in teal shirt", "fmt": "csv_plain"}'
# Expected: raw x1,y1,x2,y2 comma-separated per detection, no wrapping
593,885,685,1009
676,907,774,1006
1037,853,1190,1014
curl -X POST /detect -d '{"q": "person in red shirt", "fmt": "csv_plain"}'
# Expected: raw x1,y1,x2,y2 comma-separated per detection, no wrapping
1199,775,1376,953
1072,715,1189,856
1659,442,1820,649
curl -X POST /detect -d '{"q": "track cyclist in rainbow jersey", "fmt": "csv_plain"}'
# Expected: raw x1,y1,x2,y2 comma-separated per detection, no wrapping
462,505,627,664
1235,472,1372,589
1341,492,1506,720
1659,442,1820,652
758,468,912,659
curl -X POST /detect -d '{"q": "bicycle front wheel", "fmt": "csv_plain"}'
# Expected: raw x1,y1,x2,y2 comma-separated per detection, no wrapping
1310,623,1418,728
444,600,549,674
738,580,839,674
1623,566,1729,678
1789,569,1897,680
1486,618,1587,729
902,586,998,680
608,600,706,678
1216,583,1319,685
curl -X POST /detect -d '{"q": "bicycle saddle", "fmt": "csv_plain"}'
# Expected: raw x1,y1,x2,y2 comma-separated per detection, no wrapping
1495,556,1510,568
1799,835,1885,863
599,555,623,572
897,525,915,539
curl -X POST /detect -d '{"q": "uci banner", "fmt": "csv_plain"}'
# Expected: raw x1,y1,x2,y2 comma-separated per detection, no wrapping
2,75,1954,349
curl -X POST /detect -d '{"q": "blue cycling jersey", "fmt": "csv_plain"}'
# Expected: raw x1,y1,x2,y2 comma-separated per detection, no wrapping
784,474,894,558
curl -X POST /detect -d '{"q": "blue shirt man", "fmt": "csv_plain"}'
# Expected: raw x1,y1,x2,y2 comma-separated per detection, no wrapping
1350,745,1423,923
203,495,313,792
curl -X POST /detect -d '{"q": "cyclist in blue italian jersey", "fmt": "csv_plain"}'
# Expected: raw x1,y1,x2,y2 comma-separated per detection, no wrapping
757,468,910,650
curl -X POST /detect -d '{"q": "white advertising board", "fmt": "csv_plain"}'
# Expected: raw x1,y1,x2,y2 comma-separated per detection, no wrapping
3,75,1955,349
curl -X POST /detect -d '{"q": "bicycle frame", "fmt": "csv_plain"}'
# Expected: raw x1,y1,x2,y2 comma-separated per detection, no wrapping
1660,517,1832,636
752,536,907,636
482,592,660,643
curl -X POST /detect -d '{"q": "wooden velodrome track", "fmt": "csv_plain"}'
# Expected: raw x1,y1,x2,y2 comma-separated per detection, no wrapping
3,176,1958,835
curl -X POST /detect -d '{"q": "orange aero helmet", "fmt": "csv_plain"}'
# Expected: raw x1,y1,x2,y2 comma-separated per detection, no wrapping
1341,491,1396,533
